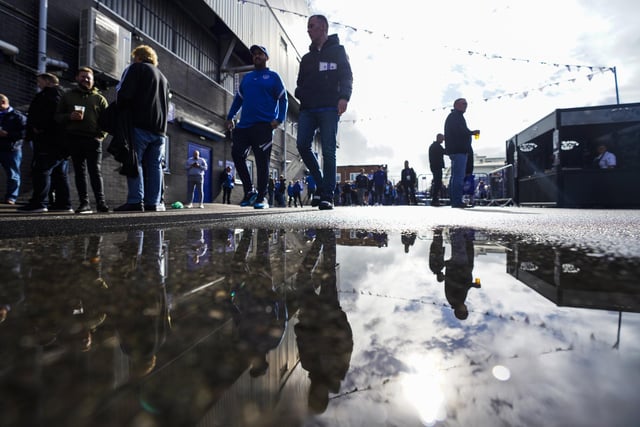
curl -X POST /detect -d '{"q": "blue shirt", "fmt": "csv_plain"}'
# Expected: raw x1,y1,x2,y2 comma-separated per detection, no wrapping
227,68,288,128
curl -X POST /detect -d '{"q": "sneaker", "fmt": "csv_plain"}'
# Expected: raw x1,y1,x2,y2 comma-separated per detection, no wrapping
144,204,166,212
311,195,322,207
75,203,93,214
17,204,48,213
114,203,144,212
186,203,193,208
254,199,269,209
199,204,204,209
240,191,258,207
319,200,334,210
5,199,16,205
97,204,110,213
49,206,74,213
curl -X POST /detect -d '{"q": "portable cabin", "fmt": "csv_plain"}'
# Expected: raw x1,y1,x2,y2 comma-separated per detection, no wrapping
505,102,640,208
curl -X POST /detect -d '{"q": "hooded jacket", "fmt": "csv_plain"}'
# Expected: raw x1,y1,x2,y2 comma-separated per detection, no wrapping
295,34,353,111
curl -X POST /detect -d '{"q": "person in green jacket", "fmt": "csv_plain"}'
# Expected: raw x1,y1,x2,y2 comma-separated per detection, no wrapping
56,66,109,214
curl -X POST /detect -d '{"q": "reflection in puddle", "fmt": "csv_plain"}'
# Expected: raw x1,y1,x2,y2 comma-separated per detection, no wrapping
0,227,639,426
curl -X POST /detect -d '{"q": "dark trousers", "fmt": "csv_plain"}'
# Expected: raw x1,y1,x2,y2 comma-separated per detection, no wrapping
30,152,71,209
431,167,443,202
68,136,105,206
222,186,232,204
231,123,272,199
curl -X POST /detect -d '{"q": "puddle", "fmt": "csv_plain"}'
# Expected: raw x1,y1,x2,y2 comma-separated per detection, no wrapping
1,226,639,426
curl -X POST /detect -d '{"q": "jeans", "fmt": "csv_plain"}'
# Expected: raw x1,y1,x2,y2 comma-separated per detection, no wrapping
187,175,204,204
68,136,105,206
296,109,339,200
448,153,468,207
30,152,71,209
431,167,443,202
0,148,22,202
127,128,166,206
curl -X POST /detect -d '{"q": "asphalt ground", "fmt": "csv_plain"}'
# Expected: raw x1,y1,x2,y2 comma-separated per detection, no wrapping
2,202,640,258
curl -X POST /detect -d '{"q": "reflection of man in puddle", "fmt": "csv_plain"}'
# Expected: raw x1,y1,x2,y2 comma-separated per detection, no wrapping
444,228,480,320
429,227,446,282
111,230,168,378
293,229,353,414
401,231,417,253
229,228,286,377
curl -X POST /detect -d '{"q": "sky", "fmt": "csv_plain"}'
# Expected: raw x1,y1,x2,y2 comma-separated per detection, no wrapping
273,0,640,180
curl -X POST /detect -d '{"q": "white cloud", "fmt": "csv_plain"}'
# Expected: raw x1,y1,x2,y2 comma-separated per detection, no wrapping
280,0,639,178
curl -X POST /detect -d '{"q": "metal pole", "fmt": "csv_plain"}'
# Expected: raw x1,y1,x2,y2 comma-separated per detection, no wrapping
613,66,620,104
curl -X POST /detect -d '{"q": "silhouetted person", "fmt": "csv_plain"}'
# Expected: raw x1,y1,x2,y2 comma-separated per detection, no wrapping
429,227,446,283
444,228,480,320
293,229,353,414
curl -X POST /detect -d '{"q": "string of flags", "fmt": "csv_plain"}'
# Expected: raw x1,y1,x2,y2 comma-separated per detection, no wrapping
238,0,617,123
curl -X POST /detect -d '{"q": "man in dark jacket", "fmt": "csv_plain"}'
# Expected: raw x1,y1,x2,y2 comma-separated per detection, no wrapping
18,73,72,213
401,160,417,205
0,94,26,205
295,14,353,211
429,133,445,206
444,98,479,208
114,45,169,212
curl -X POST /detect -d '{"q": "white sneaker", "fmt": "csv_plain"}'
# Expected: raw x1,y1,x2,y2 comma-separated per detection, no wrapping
199,204,204,208
186,203,193,208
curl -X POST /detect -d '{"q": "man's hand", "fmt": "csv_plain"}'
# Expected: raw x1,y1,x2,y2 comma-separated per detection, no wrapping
337,99,348,116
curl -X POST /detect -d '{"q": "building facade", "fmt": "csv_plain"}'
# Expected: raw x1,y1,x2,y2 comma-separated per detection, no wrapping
0,0,314,207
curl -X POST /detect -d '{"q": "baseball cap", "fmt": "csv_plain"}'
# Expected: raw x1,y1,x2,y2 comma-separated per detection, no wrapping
250,45,269,58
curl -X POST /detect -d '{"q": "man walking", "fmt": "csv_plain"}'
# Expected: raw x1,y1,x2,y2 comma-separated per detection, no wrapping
372,165,387,206
401,160,417,205
295,14,353,210
444,98,479,208
225,44,288,210
113,45,170,212
429,133,445,206
56,67,109,214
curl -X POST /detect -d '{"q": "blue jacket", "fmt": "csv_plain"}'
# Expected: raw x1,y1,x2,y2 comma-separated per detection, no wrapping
295,34,353,111
227,68,287,128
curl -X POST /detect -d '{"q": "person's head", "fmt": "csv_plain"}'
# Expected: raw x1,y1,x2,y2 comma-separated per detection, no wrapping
225,166,231,172
0,94,9,112
360,168,365,173
404,160,409,168
597,144,607,154
307,15,329,48
76,66,95,90
249,45,269,69
453,98,468,113
436,133,445,143
454,303,469,320
131,45,158,66
36,72,59,90
193,150,200,158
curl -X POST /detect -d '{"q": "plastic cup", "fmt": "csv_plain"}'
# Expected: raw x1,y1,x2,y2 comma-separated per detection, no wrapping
74,105,85,119
474,131,480,140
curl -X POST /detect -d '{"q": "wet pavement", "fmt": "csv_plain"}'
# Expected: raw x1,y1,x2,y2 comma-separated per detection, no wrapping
1,204,639,426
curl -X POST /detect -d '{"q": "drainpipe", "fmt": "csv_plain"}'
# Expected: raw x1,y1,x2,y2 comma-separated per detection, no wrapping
38,0,69,73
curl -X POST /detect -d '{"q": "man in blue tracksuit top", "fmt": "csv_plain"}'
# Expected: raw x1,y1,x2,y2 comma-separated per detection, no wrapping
225,45,288,210
295,14,353,210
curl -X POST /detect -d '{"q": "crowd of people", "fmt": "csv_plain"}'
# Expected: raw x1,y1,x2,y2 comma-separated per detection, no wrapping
1,45,169,214
2,14,620,214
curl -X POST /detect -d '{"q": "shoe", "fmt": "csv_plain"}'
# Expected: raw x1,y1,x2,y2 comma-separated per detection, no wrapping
431,201,441,207
114,203,144,212
311,195,321,207
97,204,110,213
240,191,258,207
144,204,166,212
49,205,74,213
17,204,48,213
5,199,15,205
186,203,193,208
319,200,334,210
254,199,269,209
75,203,93,214
199,204,204,208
